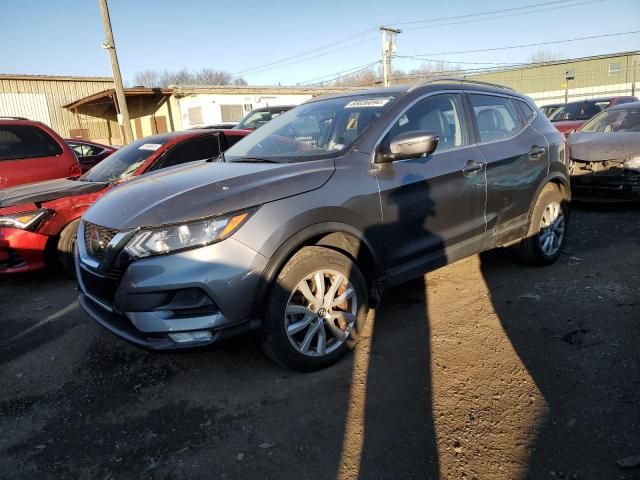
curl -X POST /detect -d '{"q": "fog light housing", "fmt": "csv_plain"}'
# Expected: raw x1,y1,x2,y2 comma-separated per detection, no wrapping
168,330,213,343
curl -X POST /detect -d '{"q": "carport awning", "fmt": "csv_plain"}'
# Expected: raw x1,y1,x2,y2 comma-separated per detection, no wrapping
64,87,173,121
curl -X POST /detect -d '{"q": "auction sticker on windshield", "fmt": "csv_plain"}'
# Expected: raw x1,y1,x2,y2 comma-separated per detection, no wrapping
345,97,392,108
139,143,162,151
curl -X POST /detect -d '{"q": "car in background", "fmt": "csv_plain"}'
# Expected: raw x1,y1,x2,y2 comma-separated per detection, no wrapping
188,122,238,130
234,105,295,130
549,96,638,133
65,139,118,172
541,103,563,118
75,80,569,371
0,128,249,275
0,117,81,189
568,101,640,201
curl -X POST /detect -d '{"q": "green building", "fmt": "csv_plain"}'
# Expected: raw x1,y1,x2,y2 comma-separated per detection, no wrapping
470,51,639,106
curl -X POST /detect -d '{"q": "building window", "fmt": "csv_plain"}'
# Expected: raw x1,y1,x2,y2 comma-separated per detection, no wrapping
608,63,621,76
221,104,243,122
188,106,203,125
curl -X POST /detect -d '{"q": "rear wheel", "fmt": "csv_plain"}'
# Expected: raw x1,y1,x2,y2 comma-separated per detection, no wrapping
519,184,569,266
57,218,81,277
262,246,369,371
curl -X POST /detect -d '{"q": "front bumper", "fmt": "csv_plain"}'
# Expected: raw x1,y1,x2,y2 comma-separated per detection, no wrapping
570,173,640,201
77,236,268,350
0,227,49,274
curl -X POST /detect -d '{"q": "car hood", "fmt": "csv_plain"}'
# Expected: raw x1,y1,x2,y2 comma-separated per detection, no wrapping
84,159,335,230
0,178,108,208
569,132,640,161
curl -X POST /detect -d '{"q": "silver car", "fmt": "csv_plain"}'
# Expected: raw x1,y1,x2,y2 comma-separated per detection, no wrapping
77,80,570,370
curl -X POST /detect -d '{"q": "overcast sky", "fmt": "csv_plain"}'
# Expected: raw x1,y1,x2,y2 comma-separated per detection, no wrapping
1,0,638,85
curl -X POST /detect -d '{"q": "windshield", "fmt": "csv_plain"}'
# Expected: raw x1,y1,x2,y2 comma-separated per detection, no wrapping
236,108,290,129
225,95,396,163
580,108,640,133
549,102,603,122
80,138,166,182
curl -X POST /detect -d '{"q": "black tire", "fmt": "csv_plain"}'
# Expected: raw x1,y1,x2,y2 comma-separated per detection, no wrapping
57,218,81,277
519,184,569,266
261,246,369,371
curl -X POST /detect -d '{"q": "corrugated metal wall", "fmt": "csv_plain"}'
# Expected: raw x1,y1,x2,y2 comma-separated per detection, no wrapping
470,53,640,104
0,75,119,143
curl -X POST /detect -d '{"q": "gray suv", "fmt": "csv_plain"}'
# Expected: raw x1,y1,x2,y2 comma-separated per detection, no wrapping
76,80,569,371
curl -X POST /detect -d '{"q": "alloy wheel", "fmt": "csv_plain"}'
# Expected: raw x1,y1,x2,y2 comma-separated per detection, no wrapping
538,200,565,256
285,269,357,357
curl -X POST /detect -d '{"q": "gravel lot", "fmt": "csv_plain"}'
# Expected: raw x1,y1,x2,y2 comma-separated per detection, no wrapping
1,205,639,480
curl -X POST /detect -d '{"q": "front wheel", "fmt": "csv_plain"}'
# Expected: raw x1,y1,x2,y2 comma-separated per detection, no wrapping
262,246,369,371
57,218,81,277
519,184,569,266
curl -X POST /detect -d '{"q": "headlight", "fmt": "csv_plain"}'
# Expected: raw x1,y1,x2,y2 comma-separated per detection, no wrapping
124,210,254,258
0,209,51,231
624,156,640,171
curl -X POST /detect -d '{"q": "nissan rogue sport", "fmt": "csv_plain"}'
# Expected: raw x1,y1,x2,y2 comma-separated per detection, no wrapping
76,79,570,371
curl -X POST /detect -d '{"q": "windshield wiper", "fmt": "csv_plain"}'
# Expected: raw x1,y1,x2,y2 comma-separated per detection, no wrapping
233,157,282,163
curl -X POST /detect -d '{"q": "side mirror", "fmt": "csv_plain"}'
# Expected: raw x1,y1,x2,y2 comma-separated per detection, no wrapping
377,131,439,163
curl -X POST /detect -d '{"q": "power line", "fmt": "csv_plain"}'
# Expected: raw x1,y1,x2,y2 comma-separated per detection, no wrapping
229,0,606,80
231,27,377,76
390,0,595,26
398,57,530,66
403,30,640,57
400,0,603,32
298,61,381,86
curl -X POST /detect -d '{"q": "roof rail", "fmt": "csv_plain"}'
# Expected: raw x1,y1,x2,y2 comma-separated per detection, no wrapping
0,116,29,121
408,77,514,92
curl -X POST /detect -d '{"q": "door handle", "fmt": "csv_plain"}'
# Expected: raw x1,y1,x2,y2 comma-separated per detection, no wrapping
462,160,485,176
529,145,546,158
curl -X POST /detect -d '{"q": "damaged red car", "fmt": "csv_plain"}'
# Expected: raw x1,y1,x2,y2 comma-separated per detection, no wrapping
0,129,249,275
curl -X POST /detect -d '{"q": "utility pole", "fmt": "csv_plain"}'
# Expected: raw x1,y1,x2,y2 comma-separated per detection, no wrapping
380,26,401,87
98,0,134,144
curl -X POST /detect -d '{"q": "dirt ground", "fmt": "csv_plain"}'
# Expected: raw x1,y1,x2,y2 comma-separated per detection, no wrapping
1,204,639,480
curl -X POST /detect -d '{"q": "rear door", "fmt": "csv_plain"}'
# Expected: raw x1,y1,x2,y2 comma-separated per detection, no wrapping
0,124,68,188
467,93,549,247
375,92,488,281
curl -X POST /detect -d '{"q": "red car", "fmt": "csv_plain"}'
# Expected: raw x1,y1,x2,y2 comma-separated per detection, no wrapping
549,96,638,134
0,117,81,189
65,139,119,172
0,129,249,275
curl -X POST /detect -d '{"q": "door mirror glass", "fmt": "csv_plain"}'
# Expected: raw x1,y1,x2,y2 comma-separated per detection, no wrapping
378,131,439,163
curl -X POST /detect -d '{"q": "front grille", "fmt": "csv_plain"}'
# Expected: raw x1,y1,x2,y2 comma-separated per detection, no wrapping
80,267,121,306
83,221,118,261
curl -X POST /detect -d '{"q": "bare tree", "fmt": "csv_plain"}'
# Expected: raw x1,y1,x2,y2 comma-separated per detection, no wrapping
132,68,247,87
527,50,566,64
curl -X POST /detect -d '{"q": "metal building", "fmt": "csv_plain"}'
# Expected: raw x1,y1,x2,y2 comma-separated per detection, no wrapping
0,74,117,142
470,51,640,106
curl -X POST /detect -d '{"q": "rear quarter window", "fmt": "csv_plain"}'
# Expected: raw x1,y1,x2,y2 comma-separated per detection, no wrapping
515,100,536,124
0,125,63,161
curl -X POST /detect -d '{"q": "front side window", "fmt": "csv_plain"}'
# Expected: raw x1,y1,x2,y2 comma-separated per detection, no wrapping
0,125,62,161
469,94,521,143
69,142,102,157
225,94,397,163
580,108,640,133
384,93,467,153
152,135,221,170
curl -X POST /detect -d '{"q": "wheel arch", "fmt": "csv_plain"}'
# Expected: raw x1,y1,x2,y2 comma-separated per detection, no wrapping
249,222,383,328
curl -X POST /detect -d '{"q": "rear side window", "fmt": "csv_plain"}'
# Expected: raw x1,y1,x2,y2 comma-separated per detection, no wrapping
224,134,244,149
152,135,221,170
69,142,103,157
469,94,521,143
0,125,63,161
515,100,536,124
